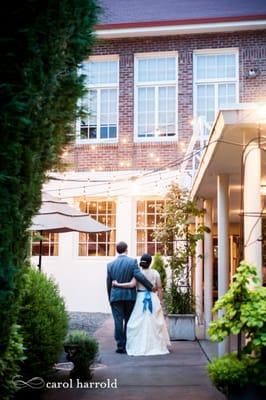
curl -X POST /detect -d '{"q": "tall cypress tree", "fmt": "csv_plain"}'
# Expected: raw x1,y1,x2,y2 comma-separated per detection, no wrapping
0,0,100,354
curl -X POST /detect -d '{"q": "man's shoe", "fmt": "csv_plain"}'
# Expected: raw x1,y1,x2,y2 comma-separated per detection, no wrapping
116,348,126,354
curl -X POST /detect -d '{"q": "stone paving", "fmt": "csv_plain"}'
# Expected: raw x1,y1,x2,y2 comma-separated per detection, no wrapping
37,316,225,400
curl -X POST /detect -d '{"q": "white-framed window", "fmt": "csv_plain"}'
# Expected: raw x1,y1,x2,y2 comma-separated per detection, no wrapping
78,199,116,256
31,232,59,256
193,49,239,131
134,52,178,141
136,199,171,256
76,56,119,143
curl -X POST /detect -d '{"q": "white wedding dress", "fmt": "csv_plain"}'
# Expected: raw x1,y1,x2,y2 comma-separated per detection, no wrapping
126,268,170,356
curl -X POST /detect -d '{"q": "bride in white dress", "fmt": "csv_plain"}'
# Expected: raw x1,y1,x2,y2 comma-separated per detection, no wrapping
112,253,170,356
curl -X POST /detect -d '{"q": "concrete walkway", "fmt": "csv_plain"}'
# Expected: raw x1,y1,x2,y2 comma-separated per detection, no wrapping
38,316,225,400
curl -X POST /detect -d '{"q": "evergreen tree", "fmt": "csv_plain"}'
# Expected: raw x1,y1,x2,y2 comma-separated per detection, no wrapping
0,0,99,354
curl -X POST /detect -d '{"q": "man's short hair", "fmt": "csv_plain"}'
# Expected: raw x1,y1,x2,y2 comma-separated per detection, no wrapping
116,241,128,254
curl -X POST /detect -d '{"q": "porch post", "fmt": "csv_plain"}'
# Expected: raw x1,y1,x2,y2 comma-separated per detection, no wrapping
195,216,203,324
244,144,262,282
116,196,135,256
217,174,230,356
203,199,213,338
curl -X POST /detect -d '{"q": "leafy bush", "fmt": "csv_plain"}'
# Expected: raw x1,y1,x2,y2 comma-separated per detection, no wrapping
0,324,25,400
208,261,266,356
64,330,99,380
154,183,207,314
208,353,250,394
152,253,166,289
208,261,266,393
18,267,68,378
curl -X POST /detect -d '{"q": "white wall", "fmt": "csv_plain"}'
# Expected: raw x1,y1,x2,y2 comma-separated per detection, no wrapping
32,187,177,313
32,232,112,313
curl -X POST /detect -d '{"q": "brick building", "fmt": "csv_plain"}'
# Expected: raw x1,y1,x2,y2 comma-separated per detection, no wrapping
35,1,266,314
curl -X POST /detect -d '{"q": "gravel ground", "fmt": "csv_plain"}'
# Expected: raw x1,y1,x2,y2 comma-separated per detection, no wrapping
67,312,110,336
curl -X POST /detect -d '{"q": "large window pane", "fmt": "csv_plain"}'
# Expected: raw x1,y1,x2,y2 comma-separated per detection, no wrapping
136,54,177,139
32,233,59,256
195,52,237,134
136,199,168,256
78,200,116,256
79,59,118,141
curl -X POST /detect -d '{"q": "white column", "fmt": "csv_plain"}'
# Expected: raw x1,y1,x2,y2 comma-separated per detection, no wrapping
195,216,203,324
203,199,213,338
244,144,262,282
116,196,135,256
217,174,230,356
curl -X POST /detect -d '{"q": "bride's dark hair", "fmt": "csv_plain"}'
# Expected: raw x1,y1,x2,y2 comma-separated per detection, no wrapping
139,253,152,269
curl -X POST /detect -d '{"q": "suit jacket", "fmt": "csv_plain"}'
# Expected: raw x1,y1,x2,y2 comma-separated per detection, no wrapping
107,254,153,303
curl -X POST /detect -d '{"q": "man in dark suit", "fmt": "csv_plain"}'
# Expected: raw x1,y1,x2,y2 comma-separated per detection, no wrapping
107,241,153,353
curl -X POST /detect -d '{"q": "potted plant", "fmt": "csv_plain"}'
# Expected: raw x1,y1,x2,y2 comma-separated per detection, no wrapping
64,330,99,380
207,261,266,399
155,183,208,340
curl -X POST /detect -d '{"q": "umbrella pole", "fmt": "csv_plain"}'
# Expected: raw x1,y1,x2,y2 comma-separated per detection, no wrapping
38,231,43,271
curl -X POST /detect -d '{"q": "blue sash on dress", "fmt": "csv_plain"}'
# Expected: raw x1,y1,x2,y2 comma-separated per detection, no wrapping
137,289,153,313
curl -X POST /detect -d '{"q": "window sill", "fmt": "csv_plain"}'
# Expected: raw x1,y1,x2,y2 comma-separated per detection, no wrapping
134,136,178,144
76,139,118,145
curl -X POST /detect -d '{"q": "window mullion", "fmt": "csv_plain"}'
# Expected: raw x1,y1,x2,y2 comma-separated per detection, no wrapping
97,89,101,139
214,83,219,116
155,86,159,131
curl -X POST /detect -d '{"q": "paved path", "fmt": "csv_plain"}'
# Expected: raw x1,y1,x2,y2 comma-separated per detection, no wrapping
38,317,225,400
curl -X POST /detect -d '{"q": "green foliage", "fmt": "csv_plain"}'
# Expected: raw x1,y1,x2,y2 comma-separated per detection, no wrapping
208,261,266,356
207,353,250,394
155,183,207,314
208,353,266,392
0,324,26,400
0,0,99,354
208,261,266,391
152,253,166,290
64,330,99,380
18,267,68,378
164,286,195,314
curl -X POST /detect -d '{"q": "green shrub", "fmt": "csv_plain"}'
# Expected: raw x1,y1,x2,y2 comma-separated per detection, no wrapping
0,324,26,400
18,267,68,378
208,353,250,394
152,253,166,290
64,330,99,380
164,286,195,314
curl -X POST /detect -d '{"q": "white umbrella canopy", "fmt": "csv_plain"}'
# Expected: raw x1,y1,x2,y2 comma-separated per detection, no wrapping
30,192,111,269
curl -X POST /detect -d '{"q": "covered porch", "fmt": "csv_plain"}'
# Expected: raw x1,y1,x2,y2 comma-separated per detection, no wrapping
190,105,266,355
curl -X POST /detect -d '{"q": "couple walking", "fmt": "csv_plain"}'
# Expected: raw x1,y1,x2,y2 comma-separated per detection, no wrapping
106,241,170,356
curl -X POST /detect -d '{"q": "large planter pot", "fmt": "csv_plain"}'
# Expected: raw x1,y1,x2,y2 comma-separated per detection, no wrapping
167,314,196,340
227,384,264,400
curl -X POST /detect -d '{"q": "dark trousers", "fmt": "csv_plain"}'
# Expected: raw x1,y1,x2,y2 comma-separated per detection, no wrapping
111,300,135,350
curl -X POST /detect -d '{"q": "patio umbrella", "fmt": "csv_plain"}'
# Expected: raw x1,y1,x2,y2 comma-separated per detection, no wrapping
30,192,111,270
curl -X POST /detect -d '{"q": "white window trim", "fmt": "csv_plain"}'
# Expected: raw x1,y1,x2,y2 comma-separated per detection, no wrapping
193,48,239,127
76,55,120,144
134,52,178,143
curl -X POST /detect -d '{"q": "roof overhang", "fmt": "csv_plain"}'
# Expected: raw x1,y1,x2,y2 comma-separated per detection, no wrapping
95,16,266,39
190,105,266,223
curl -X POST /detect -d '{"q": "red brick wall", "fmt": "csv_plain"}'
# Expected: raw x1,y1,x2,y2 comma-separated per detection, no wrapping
65,30,266,172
